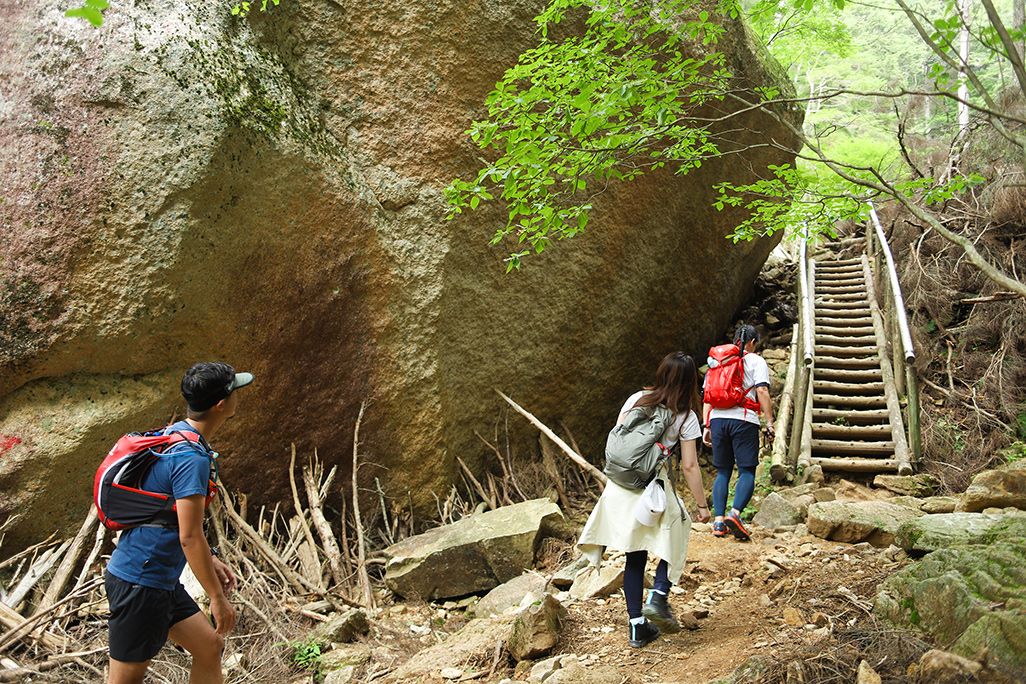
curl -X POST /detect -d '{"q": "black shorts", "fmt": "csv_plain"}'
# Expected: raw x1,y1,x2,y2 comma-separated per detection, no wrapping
106,572,201,662
710,418,761,470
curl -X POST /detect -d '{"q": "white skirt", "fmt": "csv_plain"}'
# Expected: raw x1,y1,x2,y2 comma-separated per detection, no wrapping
577,467,691,584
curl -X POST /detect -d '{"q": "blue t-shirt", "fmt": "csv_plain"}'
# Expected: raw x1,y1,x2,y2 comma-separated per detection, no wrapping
106,422,214,590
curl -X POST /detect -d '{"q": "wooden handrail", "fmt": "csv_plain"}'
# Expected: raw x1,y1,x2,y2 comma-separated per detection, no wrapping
867,202,915,364
798,231,814,367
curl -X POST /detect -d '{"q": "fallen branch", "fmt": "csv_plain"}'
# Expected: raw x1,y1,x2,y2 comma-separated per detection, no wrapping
303,454,346,588
4,539,70,609
0,578,98,653
0,647,106,682
36,508,98,614
352,401,375,609
496,390,607,486
288,444,324,591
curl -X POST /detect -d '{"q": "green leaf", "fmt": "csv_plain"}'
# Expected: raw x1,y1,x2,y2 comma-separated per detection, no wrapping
65,5,104,26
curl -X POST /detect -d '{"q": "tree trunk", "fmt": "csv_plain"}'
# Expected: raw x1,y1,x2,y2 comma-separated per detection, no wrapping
958,0,972,135
1015,0,1025,60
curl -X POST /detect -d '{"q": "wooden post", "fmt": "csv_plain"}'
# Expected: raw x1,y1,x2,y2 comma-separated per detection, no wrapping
892,308,907,396
770,324,800,482
907,366,922,462
863,256,913,475
798,373,814,473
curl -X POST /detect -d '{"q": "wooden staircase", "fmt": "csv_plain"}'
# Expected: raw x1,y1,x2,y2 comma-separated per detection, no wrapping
806,255,911,474
770,207,920,482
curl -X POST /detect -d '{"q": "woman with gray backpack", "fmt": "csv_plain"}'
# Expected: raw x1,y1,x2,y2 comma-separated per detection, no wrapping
577,352,711,648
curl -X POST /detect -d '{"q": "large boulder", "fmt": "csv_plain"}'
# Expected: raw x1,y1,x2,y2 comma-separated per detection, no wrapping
474,571,550,618
958,461,1026,512
807,500,924,547
895,512,1026,553
0,0,799,546
383,499,563,600
875,539,1026,680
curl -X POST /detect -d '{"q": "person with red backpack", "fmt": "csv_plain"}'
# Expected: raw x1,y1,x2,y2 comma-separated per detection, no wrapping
701,325,774,541
103,362,252,684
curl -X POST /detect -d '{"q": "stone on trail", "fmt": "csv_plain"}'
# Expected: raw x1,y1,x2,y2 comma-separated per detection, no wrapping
958,460,1026,512
383,499,564,600
475,571,550,618
313,609,370,644
387,615,516,682
507,594,567,661
806,500,924,546
753,492,804,530
549,555,590,590
856,660,882,684
921,496,959,514
895,511,1026,552
915,649,984,684
873,473,941,498
323,667,356,684
876,538,1026,680
568,563,624,600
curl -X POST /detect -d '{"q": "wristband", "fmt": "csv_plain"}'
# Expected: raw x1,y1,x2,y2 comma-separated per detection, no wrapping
210,545,220,558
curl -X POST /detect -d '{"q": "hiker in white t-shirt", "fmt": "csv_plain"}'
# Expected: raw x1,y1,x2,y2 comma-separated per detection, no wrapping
701,325,775,541
578,352,711,649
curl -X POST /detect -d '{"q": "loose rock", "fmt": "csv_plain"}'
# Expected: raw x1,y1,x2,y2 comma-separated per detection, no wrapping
314,609,370,644
753,492,804,530
915,649,983,683
807,500,924,546
507,594,567,661
958,461,1026,512
384,499,564,600
856,660,882,684
873,474,941,498
475,572,550,618
568,563,624,600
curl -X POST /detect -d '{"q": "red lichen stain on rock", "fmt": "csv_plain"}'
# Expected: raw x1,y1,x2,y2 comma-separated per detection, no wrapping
0,435,23,456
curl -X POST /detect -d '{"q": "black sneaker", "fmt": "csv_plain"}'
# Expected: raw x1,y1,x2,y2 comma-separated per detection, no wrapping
628,619,660,648
642,591,681,634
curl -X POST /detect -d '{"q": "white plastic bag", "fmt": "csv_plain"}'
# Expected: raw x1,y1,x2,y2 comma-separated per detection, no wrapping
634,479,666,527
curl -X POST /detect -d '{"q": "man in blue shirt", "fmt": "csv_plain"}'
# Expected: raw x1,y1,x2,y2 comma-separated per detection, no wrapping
106,361,253,684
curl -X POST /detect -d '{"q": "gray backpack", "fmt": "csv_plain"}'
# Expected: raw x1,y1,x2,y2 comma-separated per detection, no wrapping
604,405,673,490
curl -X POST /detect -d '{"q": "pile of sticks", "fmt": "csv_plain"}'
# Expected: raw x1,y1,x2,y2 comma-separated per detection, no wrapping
0,403,393,681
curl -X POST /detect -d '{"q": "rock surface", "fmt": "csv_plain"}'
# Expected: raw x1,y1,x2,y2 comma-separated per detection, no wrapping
314,609,370,644
921,496,960,514
507,594,567,661
876,539,1026,680
753,492,804,530
958,461,1026,512
383,499,563,599
474,571,551,618
568,563,625,600
0,0,799,546
386,615,516,683
873,474,941,498
807,500,924,546
895,512,1026,552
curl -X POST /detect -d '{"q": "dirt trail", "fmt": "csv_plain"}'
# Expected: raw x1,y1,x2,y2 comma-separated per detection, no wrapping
552,525,901,683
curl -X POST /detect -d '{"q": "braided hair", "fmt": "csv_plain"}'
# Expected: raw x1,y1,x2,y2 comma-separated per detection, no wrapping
733,324,760,357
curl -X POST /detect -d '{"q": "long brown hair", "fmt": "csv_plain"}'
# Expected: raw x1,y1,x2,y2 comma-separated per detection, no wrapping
633,351,701,415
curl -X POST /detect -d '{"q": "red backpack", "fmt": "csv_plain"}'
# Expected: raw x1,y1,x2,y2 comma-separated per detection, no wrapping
94,429,217,531
704,344,761,420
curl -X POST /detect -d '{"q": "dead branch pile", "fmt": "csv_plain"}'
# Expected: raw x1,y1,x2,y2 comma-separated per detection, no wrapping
880,198,1026,491
0,401,602,682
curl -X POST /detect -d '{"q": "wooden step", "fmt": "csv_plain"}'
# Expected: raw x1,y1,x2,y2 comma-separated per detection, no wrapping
819,258,861,267
816,271,863,280
814,344,878,357
817,284,865,294
816,292,867,302
816,301,871,311
815,309,874,320
814,367,883,381
812,407,890,423
812,423,893,439
813,380,886,395
811,457,899,473
814,393,887,408
816,324,875,336
816,333,877,345
815,355,881,369
811,439,896,455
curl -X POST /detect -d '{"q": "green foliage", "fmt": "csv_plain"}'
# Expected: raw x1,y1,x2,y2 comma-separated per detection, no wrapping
446,0,745,270
1003,441,1026,464
232,0,281,17
287,637,324,671
64,0,108,27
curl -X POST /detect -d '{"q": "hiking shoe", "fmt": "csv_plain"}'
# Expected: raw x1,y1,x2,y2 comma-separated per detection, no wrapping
642,591,681,634
627,619,660,648
712,521,728,537
724,510,751,541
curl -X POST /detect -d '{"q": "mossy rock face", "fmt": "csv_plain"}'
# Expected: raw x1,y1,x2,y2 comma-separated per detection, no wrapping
806,500,924,546
875,538,1026,679
895,512,1026,552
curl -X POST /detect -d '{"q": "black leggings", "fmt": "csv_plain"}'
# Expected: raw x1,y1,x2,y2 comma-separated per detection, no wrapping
624,550,671,619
